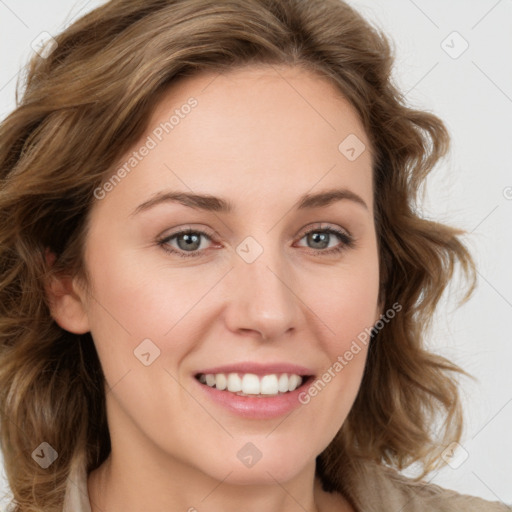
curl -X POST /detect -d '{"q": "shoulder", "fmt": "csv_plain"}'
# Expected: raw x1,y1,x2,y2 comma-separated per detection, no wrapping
348,460,511,512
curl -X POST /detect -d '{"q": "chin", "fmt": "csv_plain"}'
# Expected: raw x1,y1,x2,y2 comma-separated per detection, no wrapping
195,448,314,486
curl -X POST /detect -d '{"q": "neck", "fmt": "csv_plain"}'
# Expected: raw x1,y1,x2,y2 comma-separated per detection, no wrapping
87,452,352,512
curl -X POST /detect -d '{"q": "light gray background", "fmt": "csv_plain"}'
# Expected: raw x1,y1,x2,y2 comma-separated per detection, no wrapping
0,0,511,508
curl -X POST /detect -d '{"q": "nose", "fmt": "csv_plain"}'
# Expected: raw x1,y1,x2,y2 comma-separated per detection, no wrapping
222,245,300,341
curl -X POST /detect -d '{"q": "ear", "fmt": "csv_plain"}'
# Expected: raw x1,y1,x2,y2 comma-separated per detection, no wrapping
44,249,90,334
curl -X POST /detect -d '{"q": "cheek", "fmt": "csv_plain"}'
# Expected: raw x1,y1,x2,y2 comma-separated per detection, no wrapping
298,256,379,414
84,242,203,337
82,247,224,387
307,260,380,348
293,249,378,367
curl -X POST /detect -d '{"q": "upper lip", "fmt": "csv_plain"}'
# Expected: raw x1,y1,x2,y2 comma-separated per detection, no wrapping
195,362,315,377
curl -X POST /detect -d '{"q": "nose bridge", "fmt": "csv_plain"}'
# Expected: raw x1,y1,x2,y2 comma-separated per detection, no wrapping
224,235,299,339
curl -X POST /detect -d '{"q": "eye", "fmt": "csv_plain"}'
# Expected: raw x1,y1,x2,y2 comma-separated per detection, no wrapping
157,228,215,258
157,224,355,258
296,225,354,256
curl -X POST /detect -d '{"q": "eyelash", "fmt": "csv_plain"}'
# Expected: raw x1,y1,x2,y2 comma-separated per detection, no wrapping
157,225,355,259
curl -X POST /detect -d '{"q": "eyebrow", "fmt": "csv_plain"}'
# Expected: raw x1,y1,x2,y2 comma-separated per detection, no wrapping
130,187,368,217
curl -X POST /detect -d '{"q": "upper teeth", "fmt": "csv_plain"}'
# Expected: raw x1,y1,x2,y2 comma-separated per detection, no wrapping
198,373,303,395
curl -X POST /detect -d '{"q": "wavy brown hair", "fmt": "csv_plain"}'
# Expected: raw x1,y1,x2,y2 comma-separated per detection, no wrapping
0,0,477,510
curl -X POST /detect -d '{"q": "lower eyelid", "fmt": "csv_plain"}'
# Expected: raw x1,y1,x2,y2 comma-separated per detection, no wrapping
159,227,353,257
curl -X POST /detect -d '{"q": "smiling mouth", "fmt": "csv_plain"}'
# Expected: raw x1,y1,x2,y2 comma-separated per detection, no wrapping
195,372,313,397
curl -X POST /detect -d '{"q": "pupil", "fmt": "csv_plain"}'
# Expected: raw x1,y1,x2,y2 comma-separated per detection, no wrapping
179,233,200,251
310,232,328,249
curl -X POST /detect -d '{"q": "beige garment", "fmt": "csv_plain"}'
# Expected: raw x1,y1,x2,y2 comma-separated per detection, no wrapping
344,461,511,511
63,459,511,512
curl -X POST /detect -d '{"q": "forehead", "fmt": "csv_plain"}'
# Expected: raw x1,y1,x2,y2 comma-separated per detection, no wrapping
94,63,374,219
152,63,373,164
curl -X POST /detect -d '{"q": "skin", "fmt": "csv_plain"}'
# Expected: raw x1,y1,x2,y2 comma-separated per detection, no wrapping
47,64,382,512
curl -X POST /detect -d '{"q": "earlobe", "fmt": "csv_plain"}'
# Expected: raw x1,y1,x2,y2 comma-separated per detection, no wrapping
44,250,90,335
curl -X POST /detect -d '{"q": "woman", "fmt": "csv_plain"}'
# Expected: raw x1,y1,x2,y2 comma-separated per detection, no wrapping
0,0,508,511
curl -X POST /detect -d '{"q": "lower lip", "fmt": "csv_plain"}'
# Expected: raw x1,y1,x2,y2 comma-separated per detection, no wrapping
194,376,314,419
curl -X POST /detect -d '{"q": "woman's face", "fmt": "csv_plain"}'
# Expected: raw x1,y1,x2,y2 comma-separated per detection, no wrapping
65,64,381,484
